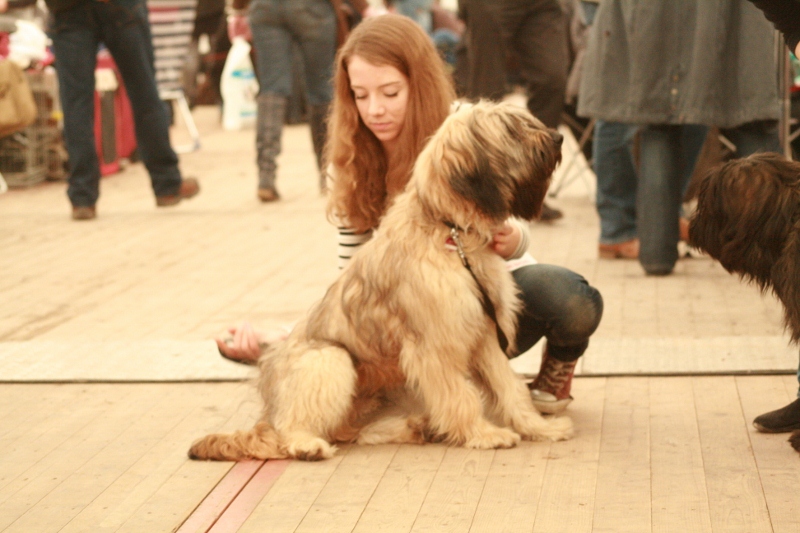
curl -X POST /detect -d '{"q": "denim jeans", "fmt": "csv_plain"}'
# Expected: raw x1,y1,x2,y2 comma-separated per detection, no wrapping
512,264,603,362
48,0,181,208
248,0,336,105
637,124,707,274
594,120,639,245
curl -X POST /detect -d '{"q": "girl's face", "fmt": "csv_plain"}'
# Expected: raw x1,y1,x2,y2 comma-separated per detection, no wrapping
347,55,410,154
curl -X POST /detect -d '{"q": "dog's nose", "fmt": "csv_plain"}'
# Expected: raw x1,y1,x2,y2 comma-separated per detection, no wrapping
550,130,563,146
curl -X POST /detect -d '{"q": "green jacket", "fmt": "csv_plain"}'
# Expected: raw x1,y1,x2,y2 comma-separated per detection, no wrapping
577,0,781,128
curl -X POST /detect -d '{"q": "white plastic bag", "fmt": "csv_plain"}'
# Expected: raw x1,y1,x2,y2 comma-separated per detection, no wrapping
220,37,258,131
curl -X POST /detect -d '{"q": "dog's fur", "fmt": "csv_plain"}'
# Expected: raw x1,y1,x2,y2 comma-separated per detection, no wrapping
189,101,573,461
689,151,800,452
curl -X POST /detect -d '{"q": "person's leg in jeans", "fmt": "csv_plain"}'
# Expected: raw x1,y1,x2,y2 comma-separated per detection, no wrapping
637,124,705,275
286,0,336,191
249,0,292,199
97,0,183,198
49,6,102,209
594,120,639,255
511,264,603,413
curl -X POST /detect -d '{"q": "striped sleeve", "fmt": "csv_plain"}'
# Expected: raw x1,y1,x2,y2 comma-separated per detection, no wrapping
337,226,373,269
507,218,530,260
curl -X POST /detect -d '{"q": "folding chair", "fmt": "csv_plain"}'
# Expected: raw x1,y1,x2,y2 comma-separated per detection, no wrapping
148,0,201,153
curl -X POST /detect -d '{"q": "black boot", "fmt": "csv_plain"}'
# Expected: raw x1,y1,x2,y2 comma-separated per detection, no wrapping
256,93,286,201
753,397,800,433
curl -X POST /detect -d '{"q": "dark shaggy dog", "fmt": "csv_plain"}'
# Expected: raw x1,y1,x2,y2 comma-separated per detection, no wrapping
688,152,800,452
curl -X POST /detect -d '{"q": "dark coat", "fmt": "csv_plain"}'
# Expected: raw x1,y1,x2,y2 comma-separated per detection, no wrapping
577,0,781,128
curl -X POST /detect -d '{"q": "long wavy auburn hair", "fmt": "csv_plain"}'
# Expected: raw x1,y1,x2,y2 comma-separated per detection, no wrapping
325,14,456,233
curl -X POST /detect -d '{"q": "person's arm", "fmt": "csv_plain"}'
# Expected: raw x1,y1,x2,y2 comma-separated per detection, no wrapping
337,226,373,269
749,0,800,56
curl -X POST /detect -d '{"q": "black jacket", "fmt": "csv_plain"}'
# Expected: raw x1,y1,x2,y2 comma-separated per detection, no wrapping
749,0,800,51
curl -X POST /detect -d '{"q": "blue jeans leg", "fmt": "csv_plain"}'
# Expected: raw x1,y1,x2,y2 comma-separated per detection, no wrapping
97,0,181,197
249,0,335,103
594,120,638,245
637,124,704,275
49,8,102,208
511,264,603,362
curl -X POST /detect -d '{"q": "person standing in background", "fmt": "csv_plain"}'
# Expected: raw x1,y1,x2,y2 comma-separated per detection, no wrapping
46,0,200,220
578,0,780,276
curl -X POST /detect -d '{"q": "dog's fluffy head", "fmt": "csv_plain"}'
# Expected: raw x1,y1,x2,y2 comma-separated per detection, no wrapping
413,101,562,232
688,152,800,342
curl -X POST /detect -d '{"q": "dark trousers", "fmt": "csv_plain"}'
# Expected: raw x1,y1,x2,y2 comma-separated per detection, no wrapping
460,0,569,128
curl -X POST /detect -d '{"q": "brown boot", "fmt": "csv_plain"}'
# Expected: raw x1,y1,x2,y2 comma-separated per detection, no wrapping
156,177,200,207
529,345,577,414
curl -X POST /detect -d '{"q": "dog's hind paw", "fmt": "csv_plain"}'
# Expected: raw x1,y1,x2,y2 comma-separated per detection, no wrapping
464,426,521,449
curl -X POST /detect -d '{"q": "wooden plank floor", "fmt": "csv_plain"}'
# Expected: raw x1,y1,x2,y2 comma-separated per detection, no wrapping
2,106,799,532
1,376,798,532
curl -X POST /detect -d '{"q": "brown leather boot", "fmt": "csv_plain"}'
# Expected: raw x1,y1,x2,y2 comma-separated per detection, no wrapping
156,177,200,207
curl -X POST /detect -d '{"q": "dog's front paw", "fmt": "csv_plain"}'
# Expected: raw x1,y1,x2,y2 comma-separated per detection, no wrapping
541,415,574,441
464,425,521,449
512,411,574,441
285,437,337,461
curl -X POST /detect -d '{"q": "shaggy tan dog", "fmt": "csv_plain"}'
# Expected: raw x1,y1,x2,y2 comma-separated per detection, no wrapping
189,101,573,461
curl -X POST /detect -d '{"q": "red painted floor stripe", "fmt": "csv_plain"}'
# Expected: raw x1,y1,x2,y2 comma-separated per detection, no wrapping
176,460,265,533
208,459,291,532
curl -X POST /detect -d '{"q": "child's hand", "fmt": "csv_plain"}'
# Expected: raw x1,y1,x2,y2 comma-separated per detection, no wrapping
491,222,521,259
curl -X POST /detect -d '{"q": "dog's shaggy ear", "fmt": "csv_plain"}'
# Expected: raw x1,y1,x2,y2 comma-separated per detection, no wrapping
447,116,511,221
446,102,560,221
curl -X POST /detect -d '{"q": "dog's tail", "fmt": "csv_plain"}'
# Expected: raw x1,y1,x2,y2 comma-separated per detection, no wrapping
188,421,285,461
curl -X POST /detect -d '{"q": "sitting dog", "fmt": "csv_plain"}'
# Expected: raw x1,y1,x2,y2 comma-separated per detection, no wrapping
189,101,573,461
688,152,800,453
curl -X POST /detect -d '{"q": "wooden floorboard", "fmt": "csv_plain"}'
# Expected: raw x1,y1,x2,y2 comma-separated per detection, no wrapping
649,377,713,533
